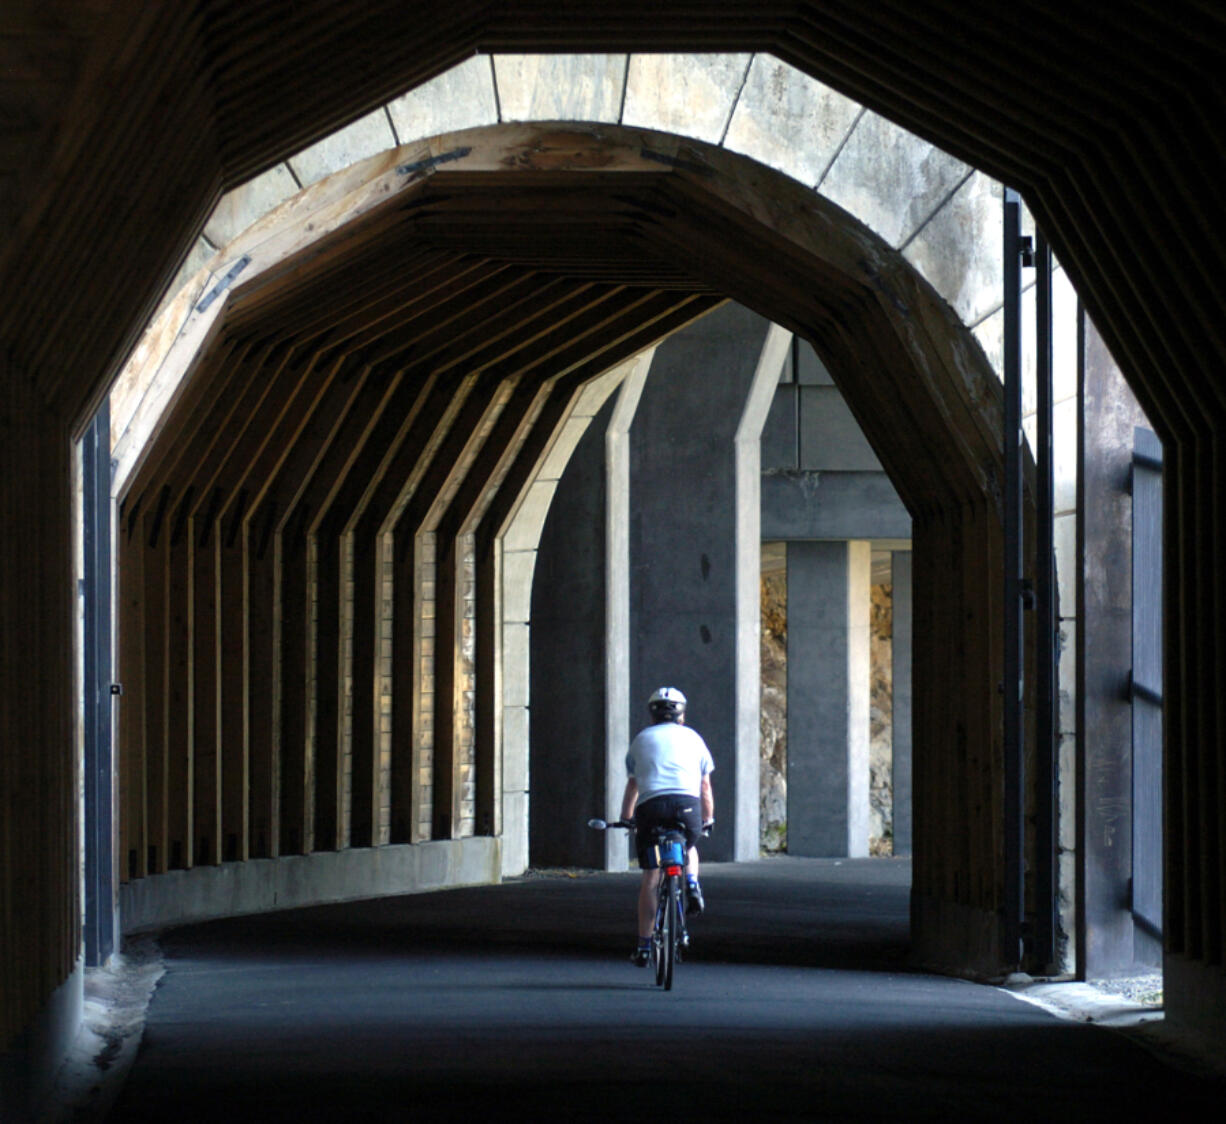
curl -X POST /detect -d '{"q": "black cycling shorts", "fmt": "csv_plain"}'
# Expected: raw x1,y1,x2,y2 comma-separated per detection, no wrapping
634,793,702,869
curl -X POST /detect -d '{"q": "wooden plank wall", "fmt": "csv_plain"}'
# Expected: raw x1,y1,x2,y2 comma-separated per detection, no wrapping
115,249,721,879
8,0,1226,1056
0,371,80,1048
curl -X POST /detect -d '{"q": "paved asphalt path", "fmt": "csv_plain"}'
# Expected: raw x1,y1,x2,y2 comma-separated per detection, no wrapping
109,857,1222,1121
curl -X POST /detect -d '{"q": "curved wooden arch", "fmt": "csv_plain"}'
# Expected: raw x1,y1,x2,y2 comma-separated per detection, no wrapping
113,122,1015,972
11,3,1226,1049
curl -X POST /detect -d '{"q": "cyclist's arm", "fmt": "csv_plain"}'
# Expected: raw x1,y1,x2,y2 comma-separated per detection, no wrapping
620,777,639,822
700,775,714,824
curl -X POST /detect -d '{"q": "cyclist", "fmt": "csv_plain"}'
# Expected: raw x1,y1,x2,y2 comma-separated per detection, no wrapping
620,686,715,966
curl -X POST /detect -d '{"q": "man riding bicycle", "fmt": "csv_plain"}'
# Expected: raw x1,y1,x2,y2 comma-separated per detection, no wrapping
620,687,715,966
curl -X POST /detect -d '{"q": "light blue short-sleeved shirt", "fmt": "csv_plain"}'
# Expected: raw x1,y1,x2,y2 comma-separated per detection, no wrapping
626,722,714,802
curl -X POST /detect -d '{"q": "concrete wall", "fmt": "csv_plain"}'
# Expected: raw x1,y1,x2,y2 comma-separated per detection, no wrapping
786,541,872,856
529,395,615,869
119,837,500,933
760,340,910,541
530,315,919,869
628,303,776,863
498,362,638,877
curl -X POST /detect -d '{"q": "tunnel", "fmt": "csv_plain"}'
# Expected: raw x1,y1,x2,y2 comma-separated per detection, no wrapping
3,3,1226,1115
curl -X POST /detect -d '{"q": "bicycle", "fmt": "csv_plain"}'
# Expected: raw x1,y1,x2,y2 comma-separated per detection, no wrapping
588,816,706,990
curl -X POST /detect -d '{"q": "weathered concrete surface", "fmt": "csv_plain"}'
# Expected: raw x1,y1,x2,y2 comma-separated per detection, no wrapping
143,51,1044,408
501,359,647,876
107,860,1226,1122
494,54,626,122
821,109,971,248
733,326,794,862
759,343,909,542
202,164,299,249
798,386,882,470
386,55,499,142
760,472,910,541
904,169,1003,326
762,382,885,470
622,53,751,142
118,837,501,934
287,108,396,187
1078,318,1160,976
723,55,861,187
603,361,654,870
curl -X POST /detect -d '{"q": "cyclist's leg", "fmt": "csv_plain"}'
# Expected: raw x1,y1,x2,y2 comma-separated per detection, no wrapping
678,802,704,914
637,868,660,938
633,795,670,938
653,875,669,985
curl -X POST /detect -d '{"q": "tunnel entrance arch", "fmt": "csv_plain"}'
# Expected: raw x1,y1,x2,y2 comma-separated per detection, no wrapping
109,122,1019,976
7,5,1226,1094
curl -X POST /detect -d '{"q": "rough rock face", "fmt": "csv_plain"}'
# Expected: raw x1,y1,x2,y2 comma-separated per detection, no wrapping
760,569,788,852
869,582,894,855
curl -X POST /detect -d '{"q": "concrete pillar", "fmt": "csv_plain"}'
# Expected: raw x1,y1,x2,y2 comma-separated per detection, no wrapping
891,550,913,856
603,361,651,870
527,397,614,870
524,356,651,873
786,540,872,857
628,304,786,863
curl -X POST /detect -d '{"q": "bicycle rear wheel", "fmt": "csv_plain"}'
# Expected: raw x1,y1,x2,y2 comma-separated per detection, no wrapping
652,886,667,986
661,875,678,990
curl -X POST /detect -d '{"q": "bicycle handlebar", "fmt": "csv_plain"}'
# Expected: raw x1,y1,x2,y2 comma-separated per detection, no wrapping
587,817,713,835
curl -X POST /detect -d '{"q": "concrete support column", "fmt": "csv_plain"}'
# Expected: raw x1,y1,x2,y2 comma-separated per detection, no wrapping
628,304,786,863
603,360,651,870
516,359,644,875
891,550,913,856
786,540,872,857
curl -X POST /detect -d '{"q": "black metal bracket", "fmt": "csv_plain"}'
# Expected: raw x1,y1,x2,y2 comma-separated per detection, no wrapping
396,146,472,178
196,255,251,313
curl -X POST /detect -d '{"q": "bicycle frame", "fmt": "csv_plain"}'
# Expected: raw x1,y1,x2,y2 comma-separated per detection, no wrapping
650,827,690,990
588,816,691,990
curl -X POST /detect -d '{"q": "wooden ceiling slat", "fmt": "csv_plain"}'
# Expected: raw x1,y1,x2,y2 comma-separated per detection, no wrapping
121,336,251,512
356,274,583,373
257,261,526,365
227,247,460,343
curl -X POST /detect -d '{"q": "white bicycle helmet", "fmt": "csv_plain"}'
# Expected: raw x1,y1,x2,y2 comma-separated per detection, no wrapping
647,686,687,723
